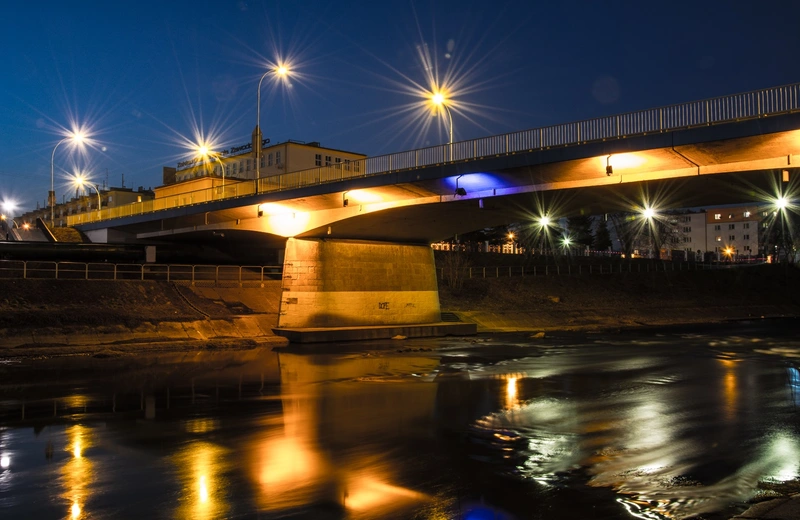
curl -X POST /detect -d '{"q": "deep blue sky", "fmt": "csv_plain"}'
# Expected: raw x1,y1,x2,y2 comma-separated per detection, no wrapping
2,0,799,212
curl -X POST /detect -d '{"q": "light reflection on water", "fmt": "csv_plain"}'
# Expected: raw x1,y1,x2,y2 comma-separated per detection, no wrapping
0,324,798,519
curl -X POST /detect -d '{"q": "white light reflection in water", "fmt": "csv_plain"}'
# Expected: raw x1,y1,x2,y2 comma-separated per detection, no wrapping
470,356,800,519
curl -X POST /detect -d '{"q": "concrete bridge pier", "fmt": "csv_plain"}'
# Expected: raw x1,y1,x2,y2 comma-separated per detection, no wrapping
273,237,475,342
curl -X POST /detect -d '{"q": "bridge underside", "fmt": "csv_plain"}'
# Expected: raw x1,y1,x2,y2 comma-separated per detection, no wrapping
80,122,799,256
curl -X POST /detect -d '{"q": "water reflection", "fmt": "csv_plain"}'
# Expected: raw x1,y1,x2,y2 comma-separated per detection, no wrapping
61,425,94,520
1,326,800,519
172,441,228,520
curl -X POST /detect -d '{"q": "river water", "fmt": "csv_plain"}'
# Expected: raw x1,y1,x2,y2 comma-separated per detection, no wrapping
1,319,800,519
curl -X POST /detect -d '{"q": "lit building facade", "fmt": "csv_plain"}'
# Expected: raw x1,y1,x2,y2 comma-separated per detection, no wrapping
19,186,155,228
169,139,366,185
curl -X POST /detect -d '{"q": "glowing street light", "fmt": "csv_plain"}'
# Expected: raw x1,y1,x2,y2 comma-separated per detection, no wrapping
538,215,551,228
50,131,86,227
73,174,102,218
196,144,226,197
255,63,291,184
430,90,454,145
641,206,658,259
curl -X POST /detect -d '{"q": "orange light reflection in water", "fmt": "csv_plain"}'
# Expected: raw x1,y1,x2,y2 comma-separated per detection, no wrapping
246,353,437,516
172,442,228,520
61,425,94,520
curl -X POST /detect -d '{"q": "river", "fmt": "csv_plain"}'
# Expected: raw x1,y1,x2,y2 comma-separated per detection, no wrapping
1,319,799,519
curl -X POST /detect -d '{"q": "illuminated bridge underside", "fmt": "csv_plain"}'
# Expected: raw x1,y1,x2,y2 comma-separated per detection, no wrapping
80,114,800,247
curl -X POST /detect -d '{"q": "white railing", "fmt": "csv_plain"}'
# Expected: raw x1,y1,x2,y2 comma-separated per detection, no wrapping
0,260,282,285
67,83,800,227
438,261,753,279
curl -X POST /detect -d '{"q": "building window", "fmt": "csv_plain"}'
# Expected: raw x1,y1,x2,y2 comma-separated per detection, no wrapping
715,236,722,242
728,224,735,230
714,214,721,220
714,224,721,231
240,160,245,173
683,226,691,232
260,155,265,168
743,223,750,229
743,211,751,218
315,154,322,166
354,161,360,172
232,162,237,175
743,234,750,240
325,155,331,166
246,159,251,171
744,245,751,252
268,153,273,166
344,159,351,171
729,235,735,241
335,157,342,165
276,151,281,165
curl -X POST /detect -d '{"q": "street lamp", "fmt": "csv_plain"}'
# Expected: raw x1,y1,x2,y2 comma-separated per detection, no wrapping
641,206,657,259
775,196,789,262
197,145,226,198
50,132,86,227
73,174,102,219
430,91,454,145
255,64,290,184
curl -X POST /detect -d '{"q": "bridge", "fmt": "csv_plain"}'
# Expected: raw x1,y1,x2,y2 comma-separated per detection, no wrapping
66,83,800,334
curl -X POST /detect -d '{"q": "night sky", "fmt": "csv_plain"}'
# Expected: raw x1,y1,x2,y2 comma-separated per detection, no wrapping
2,0,799,213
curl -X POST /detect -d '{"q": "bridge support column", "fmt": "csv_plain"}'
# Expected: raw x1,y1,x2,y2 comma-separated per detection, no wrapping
277,238,441,328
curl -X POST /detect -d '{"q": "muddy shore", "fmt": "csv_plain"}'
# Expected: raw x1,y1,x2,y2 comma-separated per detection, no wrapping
0,264,797,359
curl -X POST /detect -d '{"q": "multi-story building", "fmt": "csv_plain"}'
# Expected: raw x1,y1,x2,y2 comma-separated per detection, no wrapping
19,186,155,228
169,139,366,184
666,205,761,260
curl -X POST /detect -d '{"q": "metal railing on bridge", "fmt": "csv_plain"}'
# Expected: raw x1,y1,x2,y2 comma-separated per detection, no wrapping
438,261,747,279
67,83,800,226
0,260,282,286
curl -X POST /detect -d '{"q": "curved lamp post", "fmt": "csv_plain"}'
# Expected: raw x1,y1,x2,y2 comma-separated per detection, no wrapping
255,64,290,185
73,174,102,219
50,132,85,227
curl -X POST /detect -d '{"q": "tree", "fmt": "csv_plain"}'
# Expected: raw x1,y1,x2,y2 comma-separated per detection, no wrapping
608,213,639,258
567,215,594,248
593,218,612,251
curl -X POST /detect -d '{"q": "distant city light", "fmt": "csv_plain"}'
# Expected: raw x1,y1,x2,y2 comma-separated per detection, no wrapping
539,215,551,227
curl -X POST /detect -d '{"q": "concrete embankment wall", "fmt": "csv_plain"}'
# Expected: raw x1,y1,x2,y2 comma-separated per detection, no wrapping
0,280,287,353
437,264,800,332
0,264,797,355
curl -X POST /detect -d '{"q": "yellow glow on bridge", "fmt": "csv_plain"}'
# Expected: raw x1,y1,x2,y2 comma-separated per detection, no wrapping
346,190,384,204
604,153,647,171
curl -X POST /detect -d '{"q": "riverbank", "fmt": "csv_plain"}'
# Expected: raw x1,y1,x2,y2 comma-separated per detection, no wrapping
0,279,289,358
0,264,797,358
437,263,800,332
